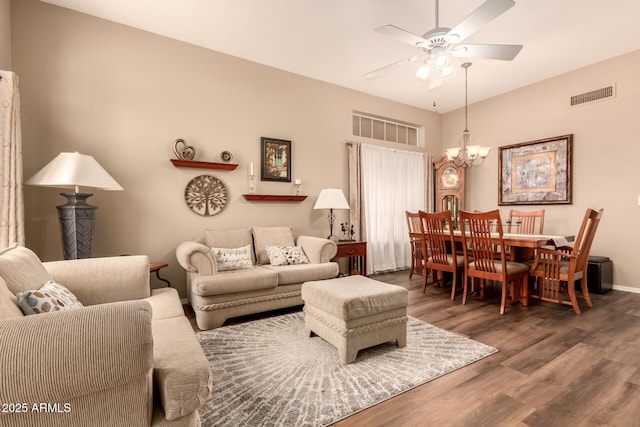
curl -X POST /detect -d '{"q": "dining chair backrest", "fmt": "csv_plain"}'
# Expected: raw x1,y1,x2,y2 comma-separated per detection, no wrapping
528,208,603,315
405,211,424,278
418,210,456,266
459,209,529,315
508,209,545,234
572,208,604,274
405,211,421,241
459,209,506,272
418,209,464,300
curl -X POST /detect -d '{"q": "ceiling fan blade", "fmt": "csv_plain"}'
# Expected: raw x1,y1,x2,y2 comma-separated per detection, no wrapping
446,0,515,43
452,43,522,61
375,24,428,47
363,53,428,79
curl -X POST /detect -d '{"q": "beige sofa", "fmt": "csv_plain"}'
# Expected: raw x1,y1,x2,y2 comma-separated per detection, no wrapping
0,245,212,427
176,227,339,330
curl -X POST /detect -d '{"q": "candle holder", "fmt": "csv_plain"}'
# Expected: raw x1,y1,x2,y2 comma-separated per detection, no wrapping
293,180,301,195
249,174,255,193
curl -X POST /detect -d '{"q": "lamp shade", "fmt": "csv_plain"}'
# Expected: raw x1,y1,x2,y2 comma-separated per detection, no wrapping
26,152,123,192
313,189,350,210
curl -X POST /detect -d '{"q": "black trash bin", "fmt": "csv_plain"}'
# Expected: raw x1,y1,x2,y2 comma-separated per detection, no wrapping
585,255,613,294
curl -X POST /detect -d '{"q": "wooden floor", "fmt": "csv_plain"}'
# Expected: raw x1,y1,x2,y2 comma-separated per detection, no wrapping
186,271,640,426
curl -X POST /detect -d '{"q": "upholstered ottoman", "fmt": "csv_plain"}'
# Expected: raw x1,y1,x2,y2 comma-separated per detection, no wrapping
301,275,408,364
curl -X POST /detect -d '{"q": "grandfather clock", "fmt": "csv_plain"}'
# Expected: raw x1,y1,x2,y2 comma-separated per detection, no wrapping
434,157,466,228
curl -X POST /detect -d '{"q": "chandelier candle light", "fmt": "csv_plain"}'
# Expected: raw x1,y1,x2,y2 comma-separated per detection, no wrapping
445,62,491,167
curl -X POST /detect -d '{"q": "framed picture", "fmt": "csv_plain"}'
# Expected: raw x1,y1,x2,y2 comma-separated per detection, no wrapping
498,134,573,205
261,137,291,182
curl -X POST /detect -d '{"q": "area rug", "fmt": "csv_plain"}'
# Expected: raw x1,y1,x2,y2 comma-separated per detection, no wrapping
197,312,497,426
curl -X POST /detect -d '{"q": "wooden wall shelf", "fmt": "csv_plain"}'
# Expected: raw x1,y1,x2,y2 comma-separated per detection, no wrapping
243,194,307,202
170,159,238,170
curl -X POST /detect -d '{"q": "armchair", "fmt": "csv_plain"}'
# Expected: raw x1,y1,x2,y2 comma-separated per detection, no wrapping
0,245,212,427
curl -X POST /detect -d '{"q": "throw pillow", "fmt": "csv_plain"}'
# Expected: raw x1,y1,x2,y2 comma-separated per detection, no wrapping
266,246,310,266
252,227,295,265
211,244,254,271
16,281,84,315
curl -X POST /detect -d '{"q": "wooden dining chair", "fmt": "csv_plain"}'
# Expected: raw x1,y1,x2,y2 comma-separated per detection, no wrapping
405,211,424,278
459,209,530,315
508,209,545,234
528,208,603,315
418,210,465,300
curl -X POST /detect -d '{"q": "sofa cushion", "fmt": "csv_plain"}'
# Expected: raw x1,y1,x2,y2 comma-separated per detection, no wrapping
262,262,339,286
252,227,295,265
0,245,52,294
152,316,213,420
192,266,278,296
266,246,309,266
145,287,185,320
16,281,84,315
211,244,253,271
0,277,23,320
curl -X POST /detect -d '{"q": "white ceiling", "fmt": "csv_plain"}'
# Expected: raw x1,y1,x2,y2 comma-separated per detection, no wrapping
40,0,640,113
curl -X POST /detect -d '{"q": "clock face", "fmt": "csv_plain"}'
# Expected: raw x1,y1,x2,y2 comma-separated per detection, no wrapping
441,166,459,188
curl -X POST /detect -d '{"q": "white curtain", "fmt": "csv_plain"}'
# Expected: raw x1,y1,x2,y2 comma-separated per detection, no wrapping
361,144,425,274
0,71,25,248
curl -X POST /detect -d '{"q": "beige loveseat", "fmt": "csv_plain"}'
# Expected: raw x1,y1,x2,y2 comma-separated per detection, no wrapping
176,227,339,330
0,245,212,427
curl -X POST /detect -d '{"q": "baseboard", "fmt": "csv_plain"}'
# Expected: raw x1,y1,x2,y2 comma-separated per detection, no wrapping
612,284,640,294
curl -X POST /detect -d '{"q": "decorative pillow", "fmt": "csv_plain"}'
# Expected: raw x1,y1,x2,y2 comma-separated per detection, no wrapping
16,281,84,316
266,246,310,266
211,244,254,271
252,227,295,265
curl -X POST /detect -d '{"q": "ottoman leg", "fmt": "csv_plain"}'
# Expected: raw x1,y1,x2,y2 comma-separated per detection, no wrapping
340,346,359,365
396,329,407,348
305,325,315,338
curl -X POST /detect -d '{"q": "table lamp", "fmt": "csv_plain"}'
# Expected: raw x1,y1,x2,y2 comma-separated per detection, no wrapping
313,188,350,241
26,152,123,259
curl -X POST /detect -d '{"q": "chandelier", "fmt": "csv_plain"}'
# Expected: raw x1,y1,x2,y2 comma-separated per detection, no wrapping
445,62,491,167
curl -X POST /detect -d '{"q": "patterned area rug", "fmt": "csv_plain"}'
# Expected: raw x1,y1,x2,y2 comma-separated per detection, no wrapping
197,312,497,426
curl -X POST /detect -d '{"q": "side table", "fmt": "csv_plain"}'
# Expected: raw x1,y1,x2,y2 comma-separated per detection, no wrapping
333,241,367,276
150,263,171,287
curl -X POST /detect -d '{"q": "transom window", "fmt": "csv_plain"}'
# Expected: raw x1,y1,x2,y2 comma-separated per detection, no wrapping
352,112,419,146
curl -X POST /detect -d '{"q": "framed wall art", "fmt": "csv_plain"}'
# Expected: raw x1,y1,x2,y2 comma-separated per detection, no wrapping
184,175,227,216
261,137,291,182
498,134,573,205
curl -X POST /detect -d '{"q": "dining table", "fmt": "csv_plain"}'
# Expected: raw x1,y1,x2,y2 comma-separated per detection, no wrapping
451,230,573,262
450,230,574,307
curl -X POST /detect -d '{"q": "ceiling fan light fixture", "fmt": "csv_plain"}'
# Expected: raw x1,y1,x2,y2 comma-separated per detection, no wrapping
431,47,449,71
416,64,430,80
441,66,453,77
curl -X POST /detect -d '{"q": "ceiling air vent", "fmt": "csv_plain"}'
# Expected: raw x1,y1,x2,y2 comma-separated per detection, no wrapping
570,84,616,107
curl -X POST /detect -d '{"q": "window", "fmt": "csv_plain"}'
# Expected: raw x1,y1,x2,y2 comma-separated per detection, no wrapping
352,112,419,146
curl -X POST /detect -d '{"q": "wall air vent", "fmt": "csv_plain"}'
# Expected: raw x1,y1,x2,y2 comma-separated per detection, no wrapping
570,84,616,107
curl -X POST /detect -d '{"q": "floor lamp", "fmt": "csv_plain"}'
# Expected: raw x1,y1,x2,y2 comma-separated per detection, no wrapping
26,152,123,260
313,188,350,242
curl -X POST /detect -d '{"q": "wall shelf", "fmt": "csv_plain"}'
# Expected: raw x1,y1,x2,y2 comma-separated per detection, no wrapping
170,159,238,170
243,194,307,202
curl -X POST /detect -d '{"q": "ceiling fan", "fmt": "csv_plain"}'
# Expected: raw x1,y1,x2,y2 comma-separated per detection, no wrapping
364,0,523,89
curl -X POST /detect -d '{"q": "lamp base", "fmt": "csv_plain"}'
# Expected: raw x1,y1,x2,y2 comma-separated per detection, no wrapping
56,193,96,260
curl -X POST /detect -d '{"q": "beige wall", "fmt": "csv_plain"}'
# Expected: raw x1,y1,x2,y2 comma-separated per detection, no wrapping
12,0,639,294
11,0,440,296
443,50,640,289
0,0,10,69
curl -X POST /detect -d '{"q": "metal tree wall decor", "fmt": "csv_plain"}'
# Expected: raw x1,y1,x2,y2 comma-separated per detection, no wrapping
184,175,228,216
